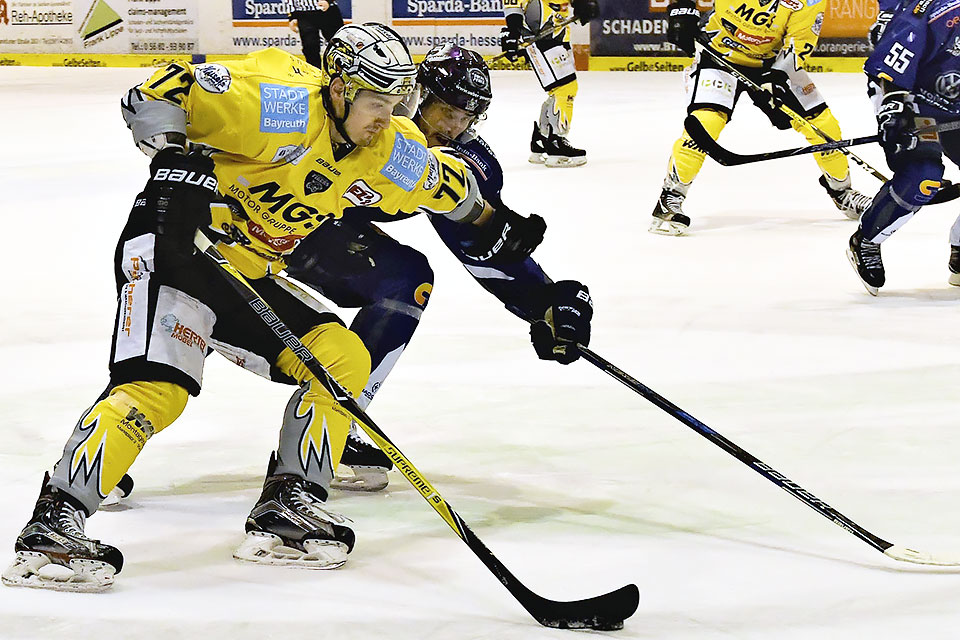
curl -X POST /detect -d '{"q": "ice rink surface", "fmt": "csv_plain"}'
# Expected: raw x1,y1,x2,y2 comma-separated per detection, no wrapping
2,65,960,639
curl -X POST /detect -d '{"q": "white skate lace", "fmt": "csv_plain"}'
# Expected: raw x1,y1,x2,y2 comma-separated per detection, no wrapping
659,191,685,216
294,486,352,526
56,500,88,538
839,189,873,214
858,238,883,270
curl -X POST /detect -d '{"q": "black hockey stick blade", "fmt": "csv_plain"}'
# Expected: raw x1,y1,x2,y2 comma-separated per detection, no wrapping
195,231,641,628
683,114,878,166
683,115,960,205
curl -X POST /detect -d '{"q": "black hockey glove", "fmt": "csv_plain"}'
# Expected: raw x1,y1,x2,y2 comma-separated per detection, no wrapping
464,204,546,263
145,148,219,260
877,90,920,166
750,68,793,130
500,13,526,61
529,280,593,365
666,0,700,55
868,11,893,50
572,0,600,25
285,218,375,279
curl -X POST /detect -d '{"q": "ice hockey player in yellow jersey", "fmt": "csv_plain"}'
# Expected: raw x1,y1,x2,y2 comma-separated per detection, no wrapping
500,0,599,167
649,0,874,235
2,23,547,592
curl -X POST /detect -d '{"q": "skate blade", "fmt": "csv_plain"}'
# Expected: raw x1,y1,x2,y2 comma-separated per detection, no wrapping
331,464,389,493
528,152,546,164
949,271,960,287
648,217,687,236
233,531,348,570
845,248,879,296
544,155,587,168
2,551,115,593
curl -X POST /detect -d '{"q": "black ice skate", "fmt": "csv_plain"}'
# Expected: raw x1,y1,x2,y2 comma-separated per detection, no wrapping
529,122,547,165
846,229,885,296
540,125,587,168
331,423,393,492
2,474,123,593
949,245,960,286
649,188,691,236
234,454,355,569
819,175,874,221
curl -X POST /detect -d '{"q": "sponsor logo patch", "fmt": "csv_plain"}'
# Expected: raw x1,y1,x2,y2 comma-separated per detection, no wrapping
195,63,232,94
781,0,803,9
159,313,207,351
245,221,303,252
260,83,309,134
380,132,429,192
735,30,774,46
304,170,332,195
936,71,960,100
343,179,383,207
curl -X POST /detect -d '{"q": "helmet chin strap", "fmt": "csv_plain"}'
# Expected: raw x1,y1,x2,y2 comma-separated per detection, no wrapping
321,84,357,148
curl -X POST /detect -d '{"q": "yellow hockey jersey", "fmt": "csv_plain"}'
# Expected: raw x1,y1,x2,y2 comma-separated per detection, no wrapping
132,48,478,278
701,0,825,68
504,0,573,42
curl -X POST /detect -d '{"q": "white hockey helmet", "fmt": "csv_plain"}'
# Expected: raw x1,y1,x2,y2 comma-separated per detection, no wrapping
322,23,417,102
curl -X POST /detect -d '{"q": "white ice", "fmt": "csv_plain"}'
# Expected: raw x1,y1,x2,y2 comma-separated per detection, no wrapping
2,66,960,640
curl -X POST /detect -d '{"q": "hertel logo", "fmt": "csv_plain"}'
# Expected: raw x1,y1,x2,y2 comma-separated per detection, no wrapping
154,167,219,193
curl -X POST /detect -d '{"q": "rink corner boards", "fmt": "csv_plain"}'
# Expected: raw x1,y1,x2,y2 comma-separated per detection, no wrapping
0,52,867,73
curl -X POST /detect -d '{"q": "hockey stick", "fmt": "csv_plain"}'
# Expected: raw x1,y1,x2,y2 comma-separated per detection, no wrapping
683,113,960,205
194,230,640,630
684,114,882,166
489,14,580,63
574,343,960,567
694,37,892,183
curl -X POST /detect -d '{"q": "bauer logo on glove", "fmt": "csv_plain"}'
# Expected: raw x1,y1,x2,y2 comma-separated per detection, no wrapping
529,280,593,365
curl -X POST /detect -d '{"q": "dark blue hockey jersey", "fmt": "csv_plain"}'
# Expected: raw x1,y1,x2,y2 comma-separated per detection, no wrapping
866,0,960,117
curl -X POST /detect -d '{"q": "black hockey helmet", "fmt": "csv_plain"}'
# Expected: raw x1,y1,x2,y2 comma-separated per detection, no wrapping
417,44,492,117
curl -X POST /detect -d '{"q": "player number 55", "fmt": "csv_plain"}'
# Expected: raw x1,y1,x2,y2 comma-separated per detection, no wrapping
883,42,914,74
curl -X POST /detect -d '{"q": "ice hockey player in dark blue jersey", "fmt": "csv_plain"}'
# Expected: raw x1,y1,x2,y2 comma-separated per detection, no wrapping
283,38,594,490
848,0,960,294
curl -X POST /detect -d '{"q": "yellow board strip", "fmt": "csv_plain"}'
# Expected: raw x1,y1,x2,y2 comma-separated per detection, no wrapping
0,53,193,68
589,56,868,73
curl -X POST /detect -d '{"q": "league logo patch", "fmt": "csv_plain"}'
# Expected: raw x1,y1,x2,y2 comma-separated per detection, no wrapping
949,37,960,57
380,132,429,192
424,153,440,190
195,64,232,94
304,170,333,195
271,144,310,165
812,12,824,35
260,83,310,134
343,179,383,207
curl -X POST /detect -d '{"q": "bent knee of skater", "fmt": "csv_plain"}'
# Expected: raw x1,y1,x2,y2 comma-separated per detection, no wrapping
894,161,945,203
109,381,189,435
282,323,371,397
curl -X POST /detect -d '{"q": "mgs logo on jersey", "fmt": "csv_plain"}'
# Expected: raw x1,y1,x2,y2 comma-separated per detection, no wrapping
381,132,428,192
260,83,310,134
